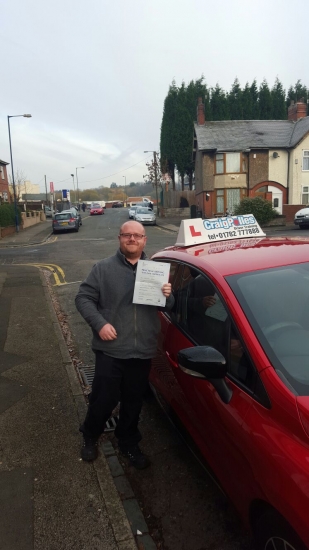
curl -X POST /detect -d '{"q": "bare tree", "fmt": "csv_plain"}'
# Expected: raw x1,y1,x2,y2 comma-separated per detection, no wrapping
8,169,27,201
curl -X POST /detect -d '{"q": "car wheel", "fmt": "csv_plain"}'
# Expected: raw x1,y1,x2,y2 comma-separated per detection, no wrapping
300,225,308,230
254,510,307,550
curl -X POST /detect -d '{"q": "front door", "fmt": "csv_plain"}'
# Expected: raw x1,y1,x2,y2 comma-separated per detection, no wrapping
269,186,282,214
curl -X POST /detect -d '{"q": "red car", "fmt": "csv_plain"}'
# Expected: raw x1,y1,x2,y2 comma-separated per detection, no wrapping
90,203,104,215
150,215,309,550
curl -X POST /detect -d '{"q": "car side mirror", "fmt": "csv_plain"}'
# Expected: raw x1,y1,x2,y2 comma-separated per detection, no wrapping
177,346,232,404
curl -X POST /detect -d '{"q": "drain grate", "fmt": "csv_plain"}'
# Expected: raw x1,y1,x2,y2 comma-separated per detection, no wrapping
79,364,119,431
79,364,95,386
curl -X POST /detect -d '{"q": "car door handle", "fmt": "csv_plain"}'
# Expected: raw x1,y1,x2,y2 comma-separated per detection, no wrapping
165,351,178,368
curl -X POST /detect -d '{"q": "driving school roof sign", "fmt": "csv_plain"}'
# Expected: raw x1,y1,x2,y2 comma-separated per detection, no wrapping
175,215,266,247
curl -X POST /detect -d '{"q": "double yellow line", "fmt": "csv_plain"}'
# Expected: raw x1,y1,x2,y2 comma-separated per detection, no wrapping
15,263,66,286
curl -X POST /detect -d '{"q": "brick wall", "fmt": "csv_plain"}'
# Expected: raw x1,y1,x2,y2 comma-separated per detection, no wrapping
248,151,268,188
283,204,304,222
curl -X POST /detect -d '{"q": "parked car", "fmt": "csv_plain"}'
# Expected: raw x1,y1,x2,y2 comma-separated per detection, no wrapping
90,203,104,215
134,207,156,225
70,206,82,226
52,210,80,233
150,215,309,550
112,201,124,208
44,206,54,218
294,206,309,229
128,206,138,219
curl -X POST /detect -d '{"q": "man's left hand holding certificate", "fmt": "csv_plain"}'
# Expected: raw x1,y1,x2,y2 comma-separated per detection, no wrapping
133,260,171,307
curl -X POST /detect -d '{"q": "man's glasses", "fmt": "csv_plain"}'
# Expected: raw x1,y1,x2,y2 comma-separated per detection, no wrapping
119,233,145,240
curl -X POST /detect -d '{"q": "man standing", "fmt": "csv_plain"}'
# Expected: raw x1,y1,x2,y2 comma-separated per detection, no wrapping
75,220,173,469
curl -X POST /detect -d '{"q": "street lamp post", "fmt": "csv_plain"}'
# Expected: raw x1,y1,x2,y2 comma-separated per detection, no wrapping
122,175,126,205
7,114,32,232
144,150,159,215
70,173,75,204
76,166,84,204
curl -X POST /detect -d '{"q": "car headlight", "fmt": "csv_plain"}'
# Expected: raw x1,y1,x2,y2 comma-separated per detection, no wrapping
136,216,141,221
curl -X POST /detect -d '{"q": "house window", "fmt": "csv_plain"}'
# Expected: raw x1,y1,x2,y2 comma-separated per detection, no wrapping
215,188,246,215
216,189,224,213
215,153,247,175
303,151,309,171
226,153,240,173
302,186,309,204
0,167,4,180
216,154,224,174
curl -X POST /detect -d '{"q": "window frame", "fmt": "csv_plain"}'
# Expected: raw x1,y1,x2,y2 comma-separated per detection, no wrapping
301,185,309,205
215,152,248,175
303,151,309,172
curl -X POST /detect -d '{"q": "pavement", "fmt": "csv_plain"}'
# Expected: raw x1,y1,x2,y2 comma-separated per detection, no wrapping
0,216,183,550
0,215,297,550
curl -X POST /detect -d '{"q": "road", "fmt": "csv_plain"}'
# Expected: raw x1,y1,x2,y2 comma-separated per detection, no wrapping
3,209,303,549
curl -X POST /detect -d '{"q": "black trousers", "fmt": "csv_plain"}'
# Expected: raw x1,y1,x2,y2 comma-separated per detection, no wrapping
80,351,151,449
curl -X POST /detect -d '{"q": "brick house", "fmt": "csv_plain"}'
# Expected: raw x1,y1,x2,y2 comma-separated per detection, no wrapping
0,160,10,204
193,99,309,220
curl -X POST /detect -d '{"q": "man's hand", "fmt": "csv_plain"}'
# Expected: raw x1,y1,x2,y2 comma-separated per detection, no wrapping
99,323,117,341
161,283,172,297
202,295,216,309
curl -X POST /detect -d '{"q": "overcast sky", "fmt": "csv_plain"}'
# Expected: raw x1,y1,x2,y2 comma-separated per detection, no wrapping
1,0,307,194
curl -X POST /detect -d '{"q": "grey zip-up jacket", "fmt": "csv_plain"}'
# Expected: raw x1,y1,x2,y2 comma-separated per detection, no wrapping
75,249,174,359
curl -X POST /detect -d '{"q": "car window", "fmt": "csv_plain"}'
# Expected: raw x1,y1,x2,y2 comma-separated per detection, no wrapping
227,263,309,396
55,213,71,220
92,204,101,208
166,262,258,395
136,208,149,214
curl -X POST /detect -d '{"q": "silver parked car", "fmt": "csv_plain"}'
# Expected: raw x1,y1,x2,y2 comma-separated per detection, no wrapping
134,207,156,225
294,206,309,229
44,206,54,218
52,210,80,233
128,206,138,219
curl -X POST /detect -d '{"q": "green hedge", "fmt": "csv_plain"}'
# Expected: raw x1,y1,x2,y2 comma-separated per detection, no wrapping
234,196,277,225
0,203,22,227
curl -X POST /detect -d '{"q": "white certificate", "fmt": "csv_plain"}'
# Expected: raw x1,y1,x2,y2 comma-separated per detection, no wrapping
133,260,170,307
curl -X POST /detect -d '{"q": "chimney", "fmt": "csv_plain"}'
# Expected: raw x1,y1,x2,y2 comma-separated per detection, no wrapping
288,98,307,121
197,97,205,125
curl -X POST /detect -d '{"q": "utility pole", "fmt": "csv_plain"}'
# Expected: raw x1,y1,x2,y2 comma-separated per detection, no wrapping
44,175,48,205
153,152,159,216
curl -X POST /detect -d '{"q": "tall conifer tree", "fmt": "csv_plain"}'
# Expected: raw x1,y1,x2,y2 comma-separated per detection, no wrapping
259,79,272,119
160,81,178,188
173,83,193,191
210,84,229,120
242,82,254,119
271,77,286,119
250,79,260,118
228,78,243,119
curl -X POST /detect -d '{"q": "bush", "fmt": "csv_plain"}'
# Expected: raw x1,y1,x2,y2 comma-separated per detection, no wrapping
234,196,277,225
0,203,22,227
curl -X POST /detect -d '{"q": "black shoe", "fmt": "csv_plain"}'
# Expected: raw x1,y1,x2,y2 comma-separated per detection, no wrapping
81,437,98,462
120,445,150,470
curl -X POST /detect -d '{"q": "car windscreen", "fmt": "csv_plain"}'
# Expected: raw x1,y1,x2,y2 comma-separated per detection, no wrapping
227,262,309,396
55,213,72,220
91,204,101,208
136,208,151,214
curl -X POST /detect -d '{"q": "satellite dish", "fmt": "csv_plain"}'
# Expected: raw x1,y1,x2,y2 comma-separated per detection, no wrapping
273,152,279,158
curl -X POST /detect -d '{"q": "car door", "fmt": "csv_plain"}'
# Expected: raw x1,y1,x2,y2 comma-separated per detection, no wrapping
153,261,268,512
